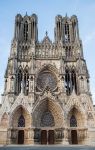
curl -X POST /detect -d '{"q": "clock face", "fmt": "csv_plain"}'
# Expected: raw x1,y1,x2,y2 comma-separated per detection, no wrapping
37,71,57,91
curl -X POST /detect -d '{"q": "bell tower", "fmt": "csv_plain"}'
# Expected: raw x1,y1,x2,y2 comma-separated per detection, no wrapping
14,13,38,42
0,13,95,145
3,13,38,97
55,14,80,43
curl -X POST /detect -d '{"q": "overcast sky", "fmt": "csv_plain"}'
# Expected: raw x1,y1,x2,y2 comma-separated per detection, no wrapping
0,0,95,103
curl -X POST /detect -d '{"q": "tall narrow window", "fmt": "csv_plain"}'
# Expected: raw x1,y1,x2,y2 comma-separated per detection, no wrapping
18,115,25,127
31,21,35,40
17,69,23,94
24,21,28,41
24,69,29,95
16,68,29,95
71,69,77,94
64,23,70,42
70,115,77,127
65,69,70,95
65,68,77,95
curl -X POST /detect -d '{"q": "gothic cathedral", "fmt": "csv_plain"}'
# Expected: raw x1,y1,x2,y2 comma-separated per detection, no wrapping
0,13,95,145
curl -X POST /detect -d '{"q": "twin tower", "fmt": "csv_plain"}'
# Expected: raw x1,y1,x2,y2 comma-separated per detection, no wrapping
14,13,79,43
0,13,95,145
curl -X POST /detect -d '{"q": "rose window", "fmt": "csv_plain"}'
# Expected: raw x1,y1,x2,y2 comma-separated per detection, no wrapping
37,71,57,91
41,111,55,127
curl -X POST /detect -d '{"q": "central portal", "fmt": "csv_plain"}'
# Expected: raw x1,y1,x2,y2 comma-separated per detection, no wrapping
41,130,54,144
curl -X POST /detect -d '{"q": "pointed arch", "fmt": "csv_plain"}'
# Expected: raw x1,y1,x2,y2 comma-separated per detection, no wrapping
23,66,29,95
67,107,83,127
71,68,77,94
64,21,70,42
16,65,29,95
16,67,23,94
32,98,64,128
65,66,78,95
37,64,59,76
0,112,9,127
65,67,70,95
66,99,87,127
24,21,28,41
10,105,31,128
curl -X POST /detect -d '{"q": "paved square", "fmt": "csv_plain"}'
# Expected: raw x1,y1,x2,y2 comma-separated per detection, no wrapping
0,146,95,150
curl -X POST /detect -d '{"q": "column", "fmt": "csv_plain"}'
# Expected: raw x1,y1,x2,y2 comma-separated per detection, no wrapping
62,129,69,145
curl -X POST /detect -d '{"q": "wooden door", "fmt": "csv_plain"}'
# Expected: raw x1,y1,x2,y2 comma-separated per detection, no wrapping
41,130,47,144
18,130,24,144
48,130,54,144
71,130,78,144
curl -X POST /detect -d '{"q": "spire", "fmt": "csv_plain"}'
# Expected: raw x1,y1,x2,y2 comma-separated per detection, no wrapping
65,13,68,18
25,11,28,16
45,31,48,37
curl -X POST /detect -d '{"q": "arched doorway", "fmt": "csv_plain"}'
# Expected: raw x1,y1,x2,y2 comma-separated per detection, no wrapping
48,130,54,144
41,130,54,144
18,114,25,144
67,107,85,145
18,130,24,144
0,112,8,127
10,106,31,144
33,99,64,144
41,130,47,144
71,130,78,144
40,110,55,144
70,114,78,144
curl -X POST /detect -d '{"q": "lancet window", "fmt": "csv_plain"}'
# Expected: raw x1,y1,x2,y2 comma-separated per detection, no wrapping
70,115,77,127
65,68,77,95
23,69,29,95
31,21,35,39
57,21,62,41
16,69,23,94
24,21,28,41
64,22,70,42
18,115,25,127
16,68,29,95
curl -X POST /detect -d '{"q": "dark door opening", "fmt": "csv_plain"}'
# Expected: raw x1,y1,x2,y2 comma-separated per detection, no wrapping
41,130,47,144
48,130,54,144
18,130,24,144
71,130,78,144
41,130,54,145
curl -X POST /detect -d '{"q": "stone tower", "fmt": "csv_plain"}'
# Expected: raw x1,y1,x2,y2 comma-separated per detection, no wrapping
0,13,95,145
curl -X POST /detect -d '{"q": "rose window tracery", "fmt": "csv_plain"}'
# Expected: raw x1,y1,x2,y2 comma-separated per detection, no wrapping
37,71,57,91
41,111,55,127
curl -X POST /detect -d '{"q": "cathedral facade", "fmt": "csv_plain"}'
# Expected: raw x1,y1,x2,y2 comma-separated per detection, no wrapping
0,13,95,145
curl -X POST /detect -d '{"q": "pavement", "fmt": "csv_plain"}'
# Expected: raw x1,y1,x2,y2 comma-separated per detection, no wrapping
0,145,95,150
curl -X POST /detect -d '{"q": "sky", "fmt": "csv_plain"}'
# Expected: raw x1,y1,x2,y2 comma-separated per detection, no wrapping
0,0,95,103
